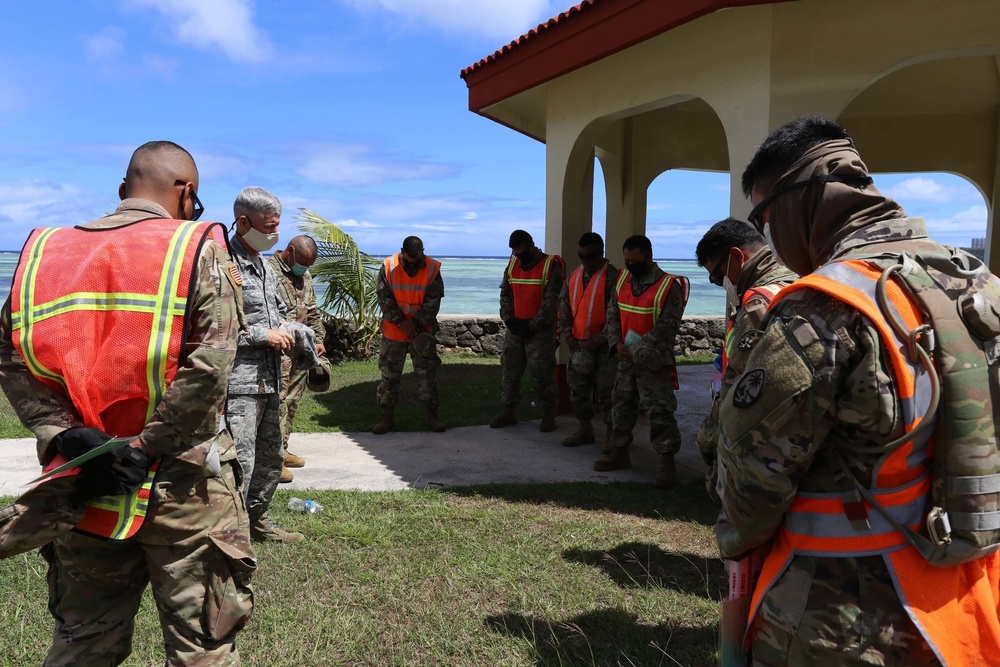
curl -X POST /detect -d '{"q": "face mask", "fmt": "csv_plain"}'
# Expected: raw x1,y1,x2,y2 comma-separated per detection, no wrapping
290,263,308,277
763,223,780,263
625,261,648,278
241,225,279,253
515,250,533,263
721,253,738,302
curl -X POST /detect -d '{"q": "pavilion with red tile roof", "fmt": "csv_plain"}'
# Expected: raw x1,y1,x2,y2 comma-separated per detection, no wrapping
461,0,1000,271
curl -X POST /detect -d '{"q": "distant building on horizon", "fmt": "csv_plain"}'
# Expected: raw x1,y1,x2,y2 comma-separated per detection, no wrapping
962,236,986,260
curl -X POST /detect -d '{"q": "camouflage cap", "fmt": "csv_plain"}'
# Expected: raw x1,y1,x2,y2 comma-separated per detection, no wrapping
307,358,332,392
0,476,84,560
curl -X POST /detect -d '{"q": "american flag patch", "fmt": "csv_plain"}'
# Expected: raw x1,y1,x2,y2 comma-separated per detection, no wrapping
228,263,243,286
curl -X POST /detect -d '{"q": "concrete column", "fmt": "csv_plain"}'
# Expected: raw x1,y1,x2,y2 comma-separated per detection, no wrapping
597,117,646,263
986,96,1000,271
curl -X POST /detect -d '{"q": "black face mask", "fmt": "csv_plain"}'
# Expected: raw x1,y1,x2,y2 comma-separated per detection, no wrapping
514,250,533,263
625,261,648,278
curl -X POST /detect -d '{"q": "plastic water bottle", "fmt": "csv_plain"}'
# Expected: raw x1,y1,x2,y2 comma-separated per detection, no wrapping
287,497,324,514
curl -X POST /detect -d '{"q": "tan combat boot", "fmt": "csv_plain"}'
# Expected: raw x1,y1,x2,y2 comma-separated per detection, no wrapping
489,405,517,429
426,405,446,433
279,466,293,483
563,420,595,447
250,514,304,544
593,448,631,472
539,406,556,433
372,408,394,435
285,452,305,468
652,454,677,489
599,422,614,454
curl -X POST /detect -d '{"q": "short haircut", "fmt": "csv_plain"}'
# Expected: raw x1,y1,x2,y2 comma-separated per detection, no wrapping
128,140,194,169
577,232,604,250
622,234,652,256
290,235,318,255
741,116,852,198
509,229,533,249
402,236,424,256
234,186,282,220
695,218,764,266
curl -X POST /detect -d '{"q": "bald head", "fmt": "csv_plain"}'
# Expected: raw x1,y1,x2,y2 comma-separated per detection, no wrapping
278,235,318,270
120,141,200,220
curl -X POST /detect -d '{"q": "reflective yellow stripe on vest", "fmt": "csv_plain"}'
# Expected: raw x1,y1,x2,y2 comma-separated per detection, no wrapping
507,254,556,285
616,272,674,322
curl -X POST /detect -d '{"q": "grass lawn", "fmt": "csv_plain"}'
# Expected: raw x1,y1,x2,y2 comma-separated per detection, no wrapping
0,483,724,666
0,352,715,438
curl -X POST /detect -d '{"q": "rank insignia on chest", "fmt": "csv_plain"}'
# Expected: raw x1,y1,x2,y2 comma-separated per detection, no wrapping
228,263,243,286
732,369,765,408
738,330,760,351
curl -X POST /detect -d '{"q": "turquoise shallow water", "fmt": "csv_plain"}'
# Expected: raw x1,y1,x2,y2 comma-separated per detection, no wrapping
0,253,726,317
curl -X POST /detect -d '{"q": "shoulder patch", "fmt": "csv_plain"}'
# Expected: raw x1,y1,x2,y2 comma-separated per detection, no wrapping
228,263,243,286
738,330,760,351
732,369,766,409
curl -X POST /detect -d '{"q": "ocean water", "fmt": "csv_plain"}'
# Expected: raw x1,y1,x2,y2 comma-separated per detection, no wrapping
0,253,726,317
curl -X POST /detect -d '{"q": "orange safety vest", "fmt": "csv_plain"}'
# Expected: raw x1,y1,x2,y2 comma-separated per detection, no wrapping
567,262,608,341
616,269,689,389
721,284,784,372
506,253,564,320
750,259,1000,666
11,219,223,541
382,253,441,342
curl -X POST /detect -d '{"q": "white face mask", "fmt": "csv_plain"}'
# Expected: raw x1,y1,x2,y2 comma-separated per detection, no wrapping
763,223,780,263
241,225,279,253
721,252,737,303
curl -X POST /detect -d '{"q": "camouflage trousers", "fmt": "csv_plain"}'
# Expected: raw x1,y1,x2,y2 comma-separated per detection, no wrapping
567,347,616,433
279,364,309,450
40,459,254,667
499,330,557,409
227,393,283,520
610,359,681,455
376,337,441,409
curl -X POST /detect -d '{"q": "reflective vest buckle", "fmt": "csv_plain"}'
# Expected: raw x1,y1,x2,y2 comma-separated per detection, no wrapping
927,506,953,546
840,487,871,531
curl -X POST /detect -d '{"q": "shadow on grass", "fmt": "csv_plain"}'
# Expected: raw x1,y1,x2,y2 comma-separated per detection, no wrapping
563,541,726,598
310,361,504,432
448,481,719,525
485,608,716,667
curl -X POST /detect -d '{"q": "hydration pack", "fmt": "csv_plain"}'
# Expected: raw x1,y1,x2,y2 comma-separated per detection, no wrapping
862,248,1000,566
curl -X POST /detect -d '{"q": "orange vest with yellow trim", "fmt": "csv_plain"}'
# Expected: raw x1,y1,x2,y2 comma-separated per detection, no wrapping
11,219,223,541
615,269,689,340
750,259,1000,666
721,284,784,372
506,253,564,320
382,253,441,342
567,263,608,341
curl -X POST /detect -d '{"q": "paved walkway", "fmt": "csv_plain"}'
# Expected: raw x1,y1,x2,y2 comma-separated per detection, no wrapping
0,365,715,495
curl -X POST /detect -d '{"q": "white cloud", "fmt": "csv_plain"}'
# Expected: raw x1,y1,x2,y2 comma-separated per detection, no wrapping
334,218,378,229
883,176,979,204
923,205,988,234
85,27,126,64
0,180,107,249
339,0,561,41
463,212,478,220
296,144,456,187
125,0,272,63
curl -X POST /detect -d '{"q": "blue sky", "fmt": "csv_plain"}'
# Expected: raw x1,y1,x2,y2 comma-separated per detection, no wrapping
0,1,988,257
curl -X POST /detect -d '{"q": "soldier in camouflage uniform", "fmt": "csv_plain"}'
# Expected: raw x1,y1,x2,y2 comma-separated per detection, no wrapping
694,218,795,502
227,186,303,544
717,116,1000,665
372,236,445,434
557,232,620,448
0,142,254,665
269,235,327,481
491,230,565,432
594,235,687,488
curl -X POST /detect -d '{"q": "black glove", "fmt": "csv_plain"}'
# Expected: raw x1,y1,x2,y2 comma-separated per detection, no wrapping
76,444,150,499
506,318,531,338
53,427,112,461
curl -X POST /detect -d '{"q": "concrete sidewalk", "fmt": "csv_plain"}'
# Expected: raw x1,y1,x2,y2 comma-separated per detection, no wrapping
0,365,715,496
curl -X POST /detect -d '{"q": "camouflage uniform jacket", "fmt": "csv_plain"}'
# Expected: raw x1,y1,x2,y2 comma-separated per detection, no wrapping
268,254,324,340
229,235,286,395
557,261,621,350
499,248,564,336
697,248,795,465
605,262,685,359
376,259,445,330
716,217,949,660
0,199,243,468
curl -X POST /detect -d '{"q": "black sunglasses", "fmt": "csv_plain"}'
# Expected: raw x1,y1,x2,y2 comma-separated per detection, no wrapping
578,250,601,261
174,180,204,221
747,174,873,232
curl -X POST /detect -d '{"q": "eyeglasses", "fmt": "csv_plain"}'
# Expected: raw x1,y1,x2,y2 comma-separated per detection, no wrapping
747,174,873,232
174,180,204,221
578,250,601,261
707,252,731,287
